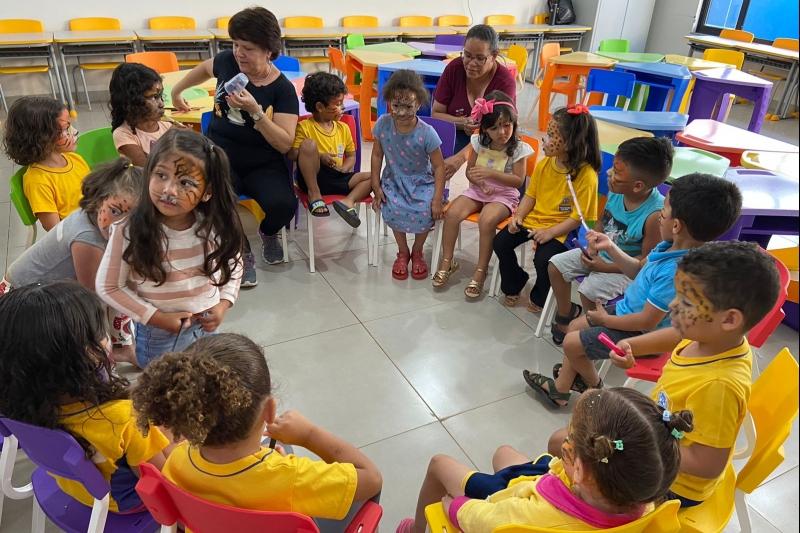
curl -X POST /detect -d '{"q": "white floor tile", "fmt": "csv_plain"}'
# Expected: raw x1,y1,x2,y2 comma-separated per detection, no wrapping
746,468,799,532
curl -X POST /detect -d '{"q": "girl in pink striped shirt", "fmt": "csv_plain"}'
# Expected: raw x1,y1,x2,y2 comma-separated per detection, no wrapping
97,129,245,368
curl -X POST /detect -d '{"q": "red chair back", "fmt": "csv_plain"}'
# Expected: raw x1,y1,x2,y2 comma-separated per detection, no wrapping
747,254,791,348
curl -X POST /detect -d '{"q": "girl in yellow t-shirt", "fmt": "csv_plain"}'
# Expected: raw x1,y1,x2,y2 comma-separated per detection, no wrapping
492,105,600,312
132,333,383,526
3,96,89,231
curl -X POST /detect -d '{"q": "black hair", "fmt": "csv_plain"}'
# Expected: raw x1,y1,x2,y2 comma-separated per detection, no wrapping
551,107,602,177
668,173,742,241
478,90,519,157
465,24,500,53
108,62,162,132
678,241,781,330
123,129,245,287
301,71,347,114
2,96,66,166
0,281,128,430
381,69,429,107
615,137,674,188
79,158,144,225
228,7,282,61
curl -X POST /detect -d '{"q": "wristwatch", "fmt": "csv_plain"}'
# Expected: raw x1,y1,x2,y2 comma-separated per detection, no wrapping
251,109,265,122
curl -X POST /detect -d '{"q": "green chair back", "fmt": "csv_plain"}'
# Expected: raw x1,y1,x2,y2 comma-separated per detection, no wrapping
75,127,118,168
346,33,365,49
598,39,630,53
9,166,37,227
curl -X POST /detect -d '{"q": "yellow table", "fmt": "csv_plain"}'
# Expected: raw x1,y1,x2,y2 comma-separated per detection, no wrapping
664,54,729,71
135,29,214,64
596,119,652,147
164,95,214,125
209,28,231,53
398,26,457,38
0,32,64,112
346,49,410,140
344,26,402,40
741,150,799,181
162,70,217,94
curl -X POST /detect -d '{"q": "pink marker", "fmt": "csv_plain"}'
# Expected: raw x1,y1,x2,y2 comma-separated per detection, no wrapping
598,332,626,357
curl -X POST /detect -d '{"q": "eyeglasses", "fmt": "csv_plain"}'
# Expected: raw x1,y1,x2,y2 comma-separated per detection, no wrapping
461,50,491,65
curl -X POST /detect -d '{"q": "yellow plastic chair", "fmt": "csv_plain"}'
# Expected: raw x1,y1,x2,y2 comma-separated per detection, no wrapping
68,17,124,111
0,19,57,112
148,16,196,30
437,15,471,26
216,17,230,29
507,44,528,89
425,499,681,532
532,13,550,24
399,16,433,27
680,348,799,532
720,28,755,43
342,16,379,28
284,16,324,28
485,14,516,25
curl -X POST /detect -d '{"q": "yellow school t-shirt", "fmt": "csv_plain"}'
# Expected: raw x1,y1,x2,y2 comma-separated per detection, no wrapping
56,400,169,512
292,119,356,168
521,157,598,241
163,441,358,520
23,152,89,218
652,338,753,501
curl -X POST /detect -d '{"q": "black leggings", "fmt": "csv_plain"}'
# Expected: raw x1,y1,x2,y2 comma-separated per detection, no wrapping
229,163,296,236
492,228,568,307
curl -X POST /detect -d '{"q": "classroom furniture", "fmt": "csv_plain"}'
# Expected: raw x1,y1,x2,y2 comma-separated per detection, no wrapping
615,61,691,112
161,68,215,94
136,20,213,69
9,167,38,248
489,24,546,81
506,44,528,88
485,15,516,25
688,67,773,133
434,34,465,46
346,49,409,140
741,150,798,181
406,41,461,59
328,46,346,75
598,38,629,52
595,51,664,63
280,17,328,66
769,246,799,330
680,348,798,533
668,147,730,184
342,16,379,28
590,109,687,138
346,33,366,49
399,16,432,27
273,55,300,71
596,120,653,197
0,432,34,527
676,119,798,166
0,19,61,113
0,417,159,533
747,38,799,118
719,28,755,43
664,54,730,70
376,59,445,115
75,127,118,168
281,27,346,60
437,15,470,27
357,42,420,56
574,0,655,53
126,51,179,73
585,68,636,109
216,17,230,30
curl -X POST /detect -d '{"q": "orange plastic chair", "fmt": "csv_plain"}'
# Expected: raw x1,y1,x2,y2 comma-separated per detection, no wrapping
485,14,516,25
68,17,124,111
399,16,433,27
437,15,471,26
342,16,379,28
216,17,230,29
125,51,179,74
328,46,346,75
0,18,57,112
284,16,324,28
719,28,754,43
148,16,196,30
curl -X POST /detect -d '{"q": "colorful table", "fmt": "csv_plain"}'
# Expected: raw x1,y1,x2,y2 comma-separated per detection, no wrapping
134,29,214,58
664,54,730,71
596,51,665,63
668,147,730,184
614,62,691,112
676,119,798,166
406,41,461,59
590,109,688,139
358,42,420,56
376,59,447,114
596,119,652,196
688,67,773,133
741,151,799,181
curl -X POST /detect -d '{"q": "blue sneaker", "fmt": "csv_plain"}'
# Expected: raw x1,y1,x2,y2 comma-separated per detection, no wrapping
260,231,284,265
241,251,258,287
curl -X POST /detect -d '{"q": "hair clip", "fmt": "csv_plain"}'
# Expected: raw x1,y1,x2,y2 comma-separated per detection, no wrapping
671,429,684,440
662,409,672,422
613,439,624,451
566,103,590,115
600,457,609,464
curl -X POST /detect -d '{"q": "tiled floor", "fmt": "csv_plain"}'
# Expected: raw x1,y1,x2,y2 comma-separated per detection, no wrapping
0,86,798,532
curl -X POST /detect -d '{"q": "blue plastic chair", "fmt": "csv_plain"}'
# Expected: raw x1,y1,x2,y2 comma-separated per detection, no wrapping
434,34,465,46
585,69,636,110
273,55,300,71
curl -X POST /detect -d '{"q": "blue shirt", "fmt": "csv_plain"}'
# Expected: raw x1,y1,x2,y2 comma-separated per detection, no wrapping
601,189,664,260
615,241,689,329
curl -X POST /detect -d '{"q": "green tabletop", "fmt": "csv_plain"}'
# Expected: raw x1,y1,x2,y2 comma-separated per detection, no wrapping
669,147,730,183
358,42,421,57
162,86,209,109
596,51,665,63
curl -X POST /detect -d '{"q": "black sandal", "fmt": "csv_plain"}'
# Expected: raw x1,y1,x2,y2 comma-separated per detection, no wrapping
523,370,571,407
550,303,582,346
552,363,603,394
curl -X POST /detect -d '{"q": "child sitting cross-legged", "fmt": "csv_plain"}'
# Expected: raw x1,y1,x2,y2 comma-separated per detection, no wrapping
524,173,743,406
289,72,372,227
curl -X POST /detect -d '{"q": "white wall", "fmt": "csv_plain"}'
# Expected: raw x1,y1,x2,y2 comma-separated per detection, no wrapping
645,0,702,55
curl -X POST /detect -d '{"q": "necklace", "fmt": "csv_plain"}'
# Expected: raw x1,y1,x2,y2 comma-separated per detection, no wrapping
249,62,273,85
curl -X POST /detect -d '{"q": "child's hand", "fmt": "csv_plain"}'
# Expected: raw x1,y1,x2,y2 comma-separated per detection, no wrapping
588,231,614,253
372,186,385,212
586,301,609,327
580,252,607,272
266,410,316,447
320,153,337,169
444,157,461,180
466,166,492,182
530,227,555,245
151,310,193,334
193,301,231,332
609,340,636,369
431,199,444,220
507,216,523,234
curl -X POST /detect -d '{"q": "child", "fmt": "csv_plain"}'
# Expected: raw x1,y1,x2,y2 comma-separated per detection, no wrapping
289,72,372,227
132,333,383,527
109,62,176,167
0,281,170,514
397,387,693,532
492,105,600,313
525,173,743,407
432,90,534,298
371,70,446,280
547,137,674,345
96,129,245,368
2,96,89,231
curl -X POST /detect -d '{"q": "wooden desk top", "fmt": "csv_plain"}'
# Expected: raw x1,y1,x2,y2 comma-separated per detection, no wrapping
540,24,592,34
162,70,217,94
347,49,411,67
342,26,402,38
135,29,213,41
209,28,231,40
664,54,730,70
282,27,347,39
550,51,616,67
490,24,545,35
53,30,137,43
398,26,457,36
0,32,53,46
685,34,799,62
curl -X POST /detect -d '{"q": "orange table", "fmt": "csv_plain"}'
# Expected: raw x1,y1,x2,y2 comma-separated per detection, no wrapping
345,49,409,140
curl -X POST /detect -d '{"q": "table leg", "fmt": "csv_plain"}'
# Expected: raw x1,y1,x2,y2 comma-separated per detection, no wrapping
360,65,376,141
528,34,543,83
669,79,690,112
750,85,772,133
56,44,77,117
777,61,798,119
48,44,67,108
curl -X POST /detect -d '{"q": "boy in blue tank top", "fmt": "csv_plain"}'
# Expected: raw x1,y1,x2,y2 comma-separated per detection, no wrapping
546,137,674,346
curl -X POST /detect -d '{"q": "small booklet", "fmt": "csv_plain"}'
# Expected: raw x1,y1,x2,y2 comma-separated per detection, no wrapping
475,147,509,172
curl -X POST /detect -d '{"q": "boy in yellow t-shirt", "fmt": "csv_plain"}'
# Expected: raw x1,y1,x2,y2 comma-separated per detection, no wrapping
289,72,372,228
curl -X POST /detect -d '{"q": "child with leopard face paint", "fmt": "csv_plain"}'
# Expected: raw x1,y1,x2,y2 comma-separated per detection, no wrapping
97,129,246,368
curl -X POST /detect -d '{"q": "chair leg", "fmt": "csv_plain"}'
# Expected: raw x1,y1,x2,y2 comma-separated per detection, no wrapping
87,494,110,533
456,227,462,251
307,210,315,273
0,435,33,500
79,69,92,111
430,220,443,278
0,83,7,113
281,226,289,263
46,70,57,98
31,497,45,533
366,205,373,266
734,490,751,533
534,288,556,338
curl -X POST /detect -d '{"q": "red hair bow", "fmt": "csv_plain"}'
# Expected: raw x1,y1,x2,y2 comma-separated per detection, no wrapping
567,104,590,115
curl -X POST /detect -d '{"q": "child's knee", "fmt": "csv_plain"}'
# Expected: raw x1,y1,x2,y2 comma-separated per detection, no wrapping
547,261,563,280
299,138,318,157
563,331,585,360
547,428,568,456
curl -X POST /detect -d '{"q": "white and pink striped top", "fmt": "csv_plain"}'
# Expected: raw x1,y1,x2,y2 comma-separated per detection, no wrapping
96,218,242,325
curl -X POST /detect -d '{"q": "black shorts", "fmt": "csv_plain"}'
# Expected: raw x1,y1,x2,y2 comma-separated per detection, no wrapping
577,305,643,360
296,165,356,196
463,454,552,499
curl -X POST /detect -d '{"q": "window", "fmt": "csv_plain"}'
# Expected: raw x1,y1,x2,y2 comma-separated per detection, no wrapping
696,0,799,43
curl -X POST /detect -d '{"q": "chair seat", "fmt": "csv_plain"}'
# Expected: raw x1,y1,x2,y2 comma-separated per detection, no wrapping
465,212,511,230
298,56,329,63
626,352,671,382
78,62,122,70
178,59,203,67
0,66,50,74
32,469,157,533
678,463,736,532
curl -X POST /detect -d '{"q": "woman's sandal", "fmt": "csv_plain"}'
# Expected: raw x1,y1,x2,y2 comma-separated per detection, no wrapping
550,303,583,346
552,363,603,393
432,257,459,287
308,199,330,217
503,294,521,307
464,268,487,299
410,250,428,280
527,301,543,313
522,369,571,407
392,251,410,280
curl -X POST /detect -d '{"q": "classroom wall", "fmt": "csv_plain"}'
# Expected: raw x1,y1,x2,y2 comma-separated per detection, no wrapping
1,0,549,97
644,0,702,55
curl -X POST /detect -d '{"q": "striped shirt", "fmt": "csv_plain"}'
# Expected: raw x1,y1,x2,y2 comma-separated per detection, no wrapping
96,218,241,324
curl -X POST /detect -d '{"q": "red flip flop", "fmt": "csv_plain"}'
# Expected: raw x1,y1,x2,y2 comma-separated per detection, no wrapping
410,250,428,280
392,251,410,280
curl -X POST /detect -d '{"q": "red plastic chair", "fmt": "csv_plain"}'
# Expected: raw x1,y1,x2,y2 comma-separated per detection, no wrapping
135,463,382,533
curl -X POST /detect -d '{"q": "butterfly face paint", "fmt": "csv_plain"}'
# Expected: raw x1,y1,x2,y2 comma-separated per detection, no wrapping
149,153,208,221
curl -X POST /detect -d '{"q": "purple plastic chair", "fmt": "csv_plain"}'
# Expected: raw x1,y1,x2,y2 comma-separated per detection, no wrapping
0,417,157,533
0,431,34,526
434,34,465,46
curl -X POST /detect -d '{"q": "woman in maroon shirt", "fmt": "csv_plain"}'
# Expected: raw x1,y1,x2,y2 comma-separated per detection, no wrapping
432,24,516,177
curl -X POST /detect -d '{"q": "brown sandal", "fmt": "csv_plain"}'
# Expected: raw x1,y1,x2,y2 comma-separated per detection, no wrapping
432,258,459,287
503,294,521,307
464,268,486,299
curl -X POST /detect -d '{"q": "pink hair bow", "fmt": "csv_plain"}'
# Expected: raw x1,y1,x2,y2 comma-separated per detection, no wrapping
470,98,495,122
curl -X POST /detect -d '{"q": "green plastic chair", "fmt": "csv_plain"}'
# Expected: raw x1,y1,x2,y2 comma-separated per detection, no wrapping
598,39,630,53
75,127,118,168
9,166,38,248
346,33,365,49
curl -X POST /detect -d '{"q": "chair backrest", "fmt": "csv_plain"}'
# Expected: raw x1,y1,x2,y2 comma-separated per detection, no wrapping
340,113,361,171
148,16,196,30
342,15,378,28
598,39,630,53
772,37,799,51
9,166,37,227
346,33,366,49
437,15,471,26
507,44,528,75
284,16,323,29
328,46,346,74
485,14,516,25
585,69,636,107
540,42,561,66
399,16,433,27
720,28,754,43
135,463,320,532
746,253,791,347
0,19,44,33
434,34,465,46
216,17,231,29
736,348,799,493
125,51,179,73
201,111,212,135
702,48,745,69
519,135,540,178
76,127,118,168
274,55,301,72
68,17,121,31
0,418,109,500
419,116,456,159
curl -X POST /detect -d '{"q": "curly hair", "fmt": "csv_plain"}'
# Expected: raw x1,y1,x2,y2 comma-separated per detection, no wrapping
132,333,271,446
550,107,602,177
2,96,65,166
381,69,429,107
229,7,282,60
0,281,129,430
79,157,144,225
123,129,245,287
301,71,347,114
477,90,519,157
109,62,162,132
569,388,693,509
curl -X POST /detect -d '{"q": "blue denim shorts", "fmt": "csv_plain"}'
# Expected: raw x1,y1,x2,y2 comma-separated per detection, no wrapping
135,320,207,368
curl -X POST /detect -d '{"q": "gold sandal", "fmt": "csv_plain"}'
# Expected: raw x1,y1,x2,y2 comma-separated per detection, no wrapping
464,268,486,299
503,294,521,307
432,258,459,287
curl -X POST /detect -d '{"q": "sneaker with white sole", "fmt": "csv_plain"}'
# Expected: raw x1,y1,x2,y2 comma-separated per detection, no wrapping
260,231,284,265
241,251,258,287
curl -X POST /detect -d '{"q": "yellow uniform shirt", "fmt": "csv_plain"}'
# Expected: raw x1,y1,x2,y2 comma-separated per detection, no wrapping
522,157,598,241
292,119,356,168
652,338,753,501
163,441,358,520
57,400,169,512
23,152,88,219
